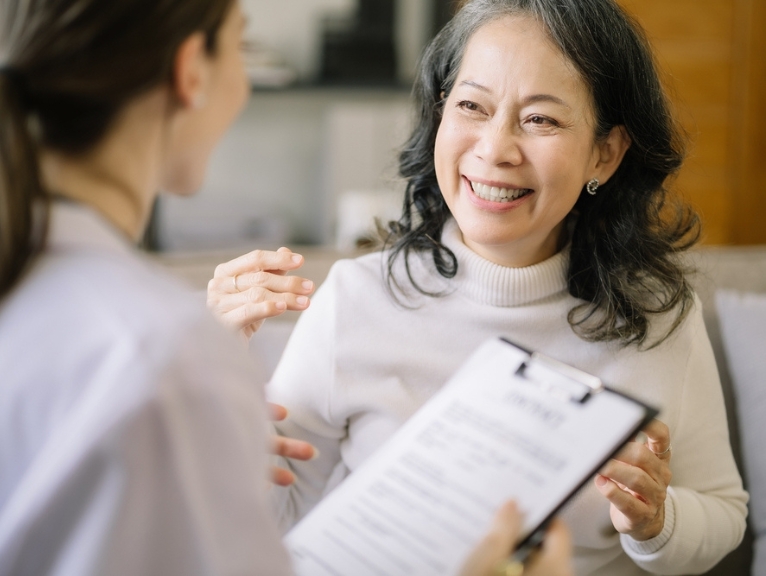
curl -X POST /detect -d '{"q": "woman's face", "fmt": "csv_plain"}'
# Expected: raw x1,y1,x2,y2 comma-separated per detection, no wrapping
163,1,249,195
434,15,604,268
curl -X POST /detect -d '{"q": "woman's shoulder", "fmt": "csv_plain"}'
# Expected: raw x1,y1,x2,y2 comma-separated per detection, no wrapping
320,250,388,296
326,247,449,294
328,250,385,277
0,247,260,462
64,247,208,339
39,201,207,334
10,245,250,389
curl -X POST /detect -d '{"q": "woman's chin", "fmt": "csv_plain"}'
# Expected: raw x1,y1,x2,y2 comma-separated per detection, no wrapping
160,174,206,197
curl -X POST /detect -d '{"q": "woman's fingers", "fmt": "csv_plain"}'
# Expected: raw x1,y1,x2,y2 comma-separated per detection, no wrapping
270,467,296,487
219,300,288,332
595,473,665,539
210,286,311,332
602,442,670,491
271,436,317,461
595,425,672,540
598,458,656,502
458,501,522,576
207,248,315,340
595,472,651,516
459,504,574,576
269,426,319,486
238,271,314,297
268,402,288,421
268,404,317,487
530,518,574,576
208,269,314,297
212,247,304,279
642,419,672,462
232,287,309,314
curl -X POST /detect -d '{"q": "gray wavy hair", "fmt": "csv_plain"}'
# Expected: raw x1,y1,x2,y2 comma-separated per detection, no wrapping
384,0,699,348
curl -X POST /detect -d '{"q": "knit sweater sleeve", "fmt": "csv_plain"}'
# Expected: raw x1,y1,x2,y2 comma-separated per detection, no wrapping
620,300,748,574
266,263,347,533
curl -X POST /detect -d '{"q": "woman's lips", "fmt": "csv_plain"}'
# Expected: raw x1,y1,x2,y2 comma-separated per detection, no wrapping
469,179,533,202
463,177,534,210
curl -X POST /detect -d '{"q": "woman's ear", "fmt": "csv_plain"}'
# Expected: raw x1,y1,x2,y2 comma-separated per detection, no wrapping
594,125,631,184
171,32,209,109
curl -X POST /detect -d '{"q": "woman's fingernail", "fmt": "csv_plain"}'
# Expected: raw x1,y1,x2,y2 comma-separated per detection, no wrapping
595,475,607,487
292,254,303,264
301,280,313,290
275,301,287,310
296,296,309,306
311,447,320,461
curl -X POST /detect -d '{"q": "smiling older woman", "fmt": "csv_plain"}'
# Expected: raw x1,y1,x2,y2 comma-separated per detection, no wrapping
208,1,748,574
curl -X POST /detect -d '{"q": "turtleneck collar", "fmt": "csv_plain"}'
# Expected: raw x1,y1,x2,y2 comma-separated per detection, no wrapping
440,218,569,307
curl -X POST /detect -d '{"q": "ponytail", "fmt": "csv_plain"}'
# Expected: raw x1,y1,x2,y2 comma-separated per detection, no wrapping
0,68,47,298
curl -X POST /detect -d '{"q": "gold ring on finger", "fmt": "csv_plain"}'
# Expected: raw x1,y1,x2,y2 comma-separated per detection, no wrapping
652,443,672,457
492,559,524,576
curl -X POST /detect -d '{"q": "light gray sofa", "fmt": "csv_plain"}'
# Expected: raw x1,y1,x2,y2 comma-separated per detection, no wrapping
686,246,766,576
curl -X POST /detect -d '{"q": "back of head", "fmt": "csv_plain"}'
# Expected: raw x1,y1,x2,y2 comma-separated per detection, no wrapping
0,0,234,298
390,0,699,347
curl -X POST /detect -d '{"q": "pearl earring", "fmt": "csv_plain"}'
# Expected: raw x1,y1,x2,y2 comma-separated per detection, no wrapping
586,178,599,195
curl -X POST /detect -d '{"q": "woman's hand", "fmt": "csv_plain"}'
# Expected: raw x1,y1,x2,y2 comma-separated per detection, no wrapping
595,419,673,541
268,403,316,486
460,502,573,576
207,247,315,341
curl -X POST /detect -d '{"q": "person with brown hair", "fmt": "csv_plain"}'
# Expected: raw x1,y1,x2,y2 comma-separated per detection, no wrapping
0,1,299,572
0,1,575,575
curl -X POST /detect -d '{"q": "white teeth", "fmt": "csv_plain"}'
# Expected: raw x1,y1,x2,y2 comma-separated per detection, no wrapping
470,181,531,203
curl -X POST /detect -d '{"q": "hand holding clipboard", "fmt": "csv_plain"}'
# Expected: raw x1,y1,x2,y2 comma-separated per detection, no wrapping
285,338,660,576
460,502,574,576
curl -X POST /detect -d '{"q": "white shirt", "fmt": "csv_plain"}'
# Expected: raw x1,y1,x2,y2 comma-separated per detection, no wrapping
0,202,291,576
268,218,748,576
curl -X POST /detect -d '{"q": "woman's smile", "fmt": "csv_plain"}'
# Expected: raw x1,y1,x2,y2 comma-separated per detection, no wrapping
463,176,534,212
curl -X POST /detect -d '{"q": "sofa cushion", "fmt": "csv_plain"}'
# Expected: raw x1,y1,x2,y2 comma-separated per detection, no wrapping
716,290,766,576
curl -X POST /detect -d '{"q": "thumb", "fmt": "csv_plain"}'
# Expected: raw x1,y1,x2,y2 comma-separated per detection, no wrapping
489,500,523,546
459,501,522,576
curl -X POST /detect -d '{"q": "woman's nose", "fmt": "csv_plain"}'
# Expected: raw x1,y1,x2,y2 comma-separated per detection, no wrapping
473,123,523,166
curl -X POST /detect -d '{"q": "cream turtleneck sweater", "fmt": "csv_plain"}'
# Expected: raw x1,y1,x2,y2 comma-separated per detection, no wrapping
268,219,747,576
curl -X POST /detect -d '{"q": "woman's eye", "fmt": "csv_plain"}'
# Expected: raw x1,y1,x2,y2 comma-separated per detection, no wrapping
457,100,482,112
528,115,557,126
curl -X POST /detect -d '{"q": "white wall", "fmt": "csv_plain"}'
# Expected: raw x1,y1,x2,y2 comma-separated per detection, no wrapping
157,89,413,251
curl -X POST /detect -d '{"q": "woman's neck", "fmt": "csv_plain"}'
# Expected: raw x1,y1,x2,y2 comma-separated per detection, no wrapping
40,89,169,242
42,155,151,241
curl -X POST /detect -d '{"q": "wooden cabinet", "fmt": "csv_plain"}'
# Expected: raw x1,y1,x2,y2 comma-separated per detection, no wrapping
618,0,766,244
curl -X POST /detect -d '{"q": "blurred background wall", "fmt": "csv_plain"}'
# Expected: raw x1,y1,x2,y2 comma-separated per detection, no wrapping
620,0,766,245
152,0,766,252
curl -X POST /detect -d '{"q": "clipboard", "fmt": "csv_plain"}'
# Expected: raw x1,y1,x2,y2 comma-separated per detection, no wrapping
285,338,659,576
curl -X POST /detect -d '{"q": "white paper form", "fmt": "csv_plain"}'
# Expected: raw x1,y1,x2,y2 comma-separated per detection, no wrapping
285,338,655,576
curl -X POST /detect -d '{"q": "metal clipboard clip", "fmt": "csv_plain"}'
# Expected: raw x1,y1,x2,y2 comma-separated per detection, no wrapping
515,349,604,404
